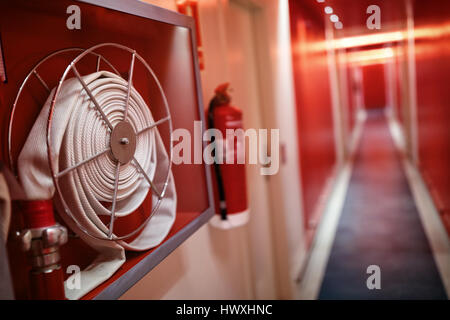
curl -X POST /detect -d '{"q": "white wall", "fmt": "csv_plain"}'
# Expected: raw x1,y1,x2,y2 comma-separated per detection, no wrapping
251,0,306,298
121,0,304,299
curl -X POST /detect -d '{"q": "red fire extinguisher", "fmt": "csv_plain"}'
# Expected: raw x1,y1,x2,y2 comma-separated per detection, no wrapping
208,83,249,229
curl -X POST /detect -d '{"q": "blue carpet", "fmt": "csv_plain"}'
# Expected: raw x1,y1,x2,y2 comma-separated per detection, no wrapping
318,109,447,299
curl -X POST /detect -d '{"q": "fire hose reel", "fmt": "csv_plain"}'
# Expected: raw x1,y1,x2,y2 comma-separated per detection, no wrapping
7,43,177,299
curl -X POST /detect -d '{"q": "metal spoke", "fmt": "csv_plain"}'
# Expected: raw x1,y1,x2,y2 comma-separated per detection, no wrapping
137,116,171,136
132,157,162,199
32,70,50,92
71,63,113,131
123,52,136,121
55,148,110,178
108,162,121,239
96,55,101,72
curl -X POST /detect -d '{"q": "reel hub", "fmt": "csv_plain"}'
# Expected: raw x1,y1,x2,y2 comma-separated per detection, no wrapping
110,121,137,165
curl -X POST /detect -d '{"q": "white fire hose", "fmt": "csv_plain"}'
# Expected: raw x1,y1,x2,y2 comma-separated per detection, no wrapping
18,71,176,299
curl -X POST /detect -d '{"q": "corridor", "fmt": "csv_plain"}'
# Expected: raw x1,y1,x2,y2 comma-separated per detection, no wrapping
319,109,447,299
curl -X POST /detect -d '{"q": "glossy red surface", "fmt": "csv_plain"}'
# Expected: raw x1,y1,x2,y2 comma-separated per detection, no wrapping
393,44,405,126
414,0,450,234
29,267,66,300
20,200,55,229
211,104,247,215
346,66,355,134
290,1,336,240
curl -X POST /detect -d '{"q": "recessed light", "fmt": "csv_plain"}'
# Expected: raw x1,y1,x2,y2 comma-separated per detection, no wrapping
324,6,333,14
316,0,325,3
335,21,343,29
330,14,339,23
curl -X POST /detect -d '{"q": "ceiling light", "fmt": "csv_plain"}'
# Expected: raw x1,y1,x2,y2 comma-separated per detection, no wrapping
324,6,333,14
330,14,339,22
334,21,343,29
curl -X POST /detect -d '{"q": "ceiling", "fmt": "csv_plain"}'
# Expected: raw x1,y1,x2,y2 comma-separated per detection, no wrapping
297,0,408,37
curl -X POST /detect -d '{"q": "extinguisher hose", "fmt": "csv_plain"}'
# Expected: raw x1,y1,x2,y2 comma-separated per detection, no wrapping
208,100,227,220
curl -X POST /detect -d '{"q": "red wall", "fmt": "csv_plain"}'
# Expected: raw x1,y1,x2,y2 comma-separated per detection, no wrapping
345,65,362,134
289,1,336,240
393,44,405,125
362,63,386,109
414,0,450,234
346,66,356,133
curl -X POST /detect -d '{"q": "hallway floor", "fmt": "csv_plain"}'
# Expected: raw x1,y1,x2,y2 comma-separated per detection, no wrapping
318,109,447,299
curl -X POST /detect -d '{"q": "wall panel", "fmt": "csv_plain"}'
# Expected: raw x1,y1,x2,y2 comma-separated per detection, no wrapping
414,0,450,234
289,1,336,239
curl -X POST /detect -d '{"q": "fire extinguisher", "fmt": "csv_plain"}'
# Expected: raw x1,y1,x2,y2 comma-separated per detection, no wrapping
208,83,249,229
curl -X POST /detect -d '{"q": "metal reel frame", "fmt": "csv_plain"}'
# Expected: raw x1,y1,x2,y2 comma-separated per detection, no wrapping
8,47,120,173
11,43,173,242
